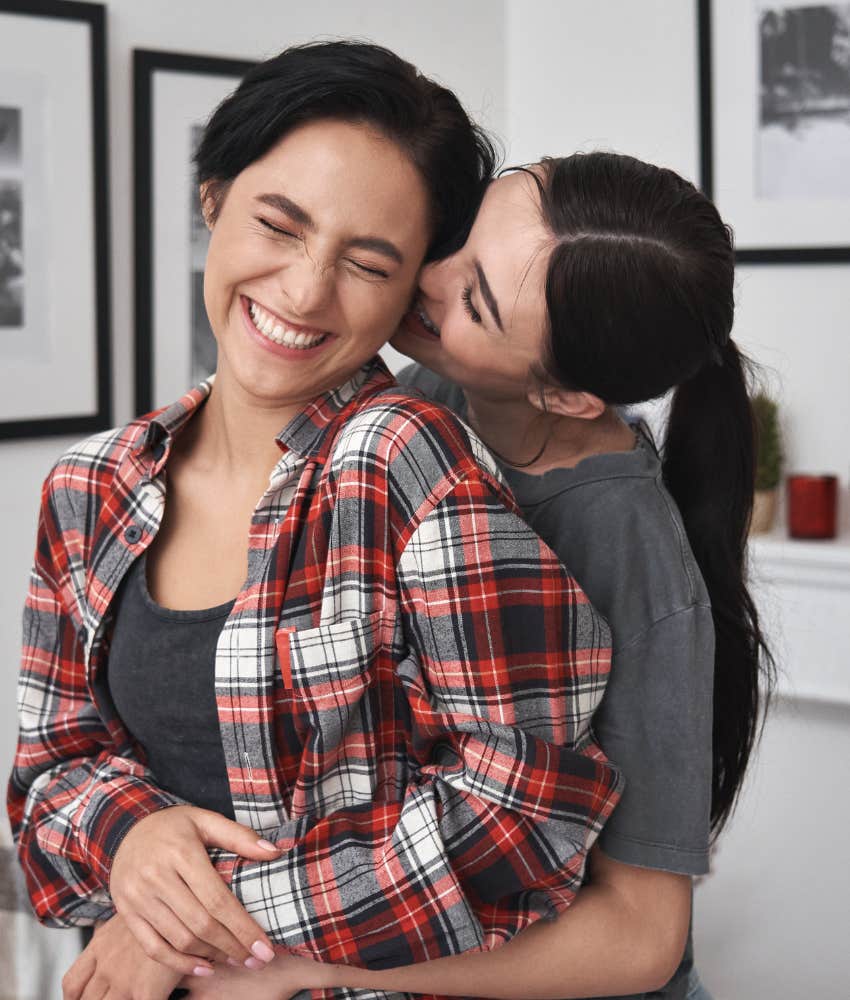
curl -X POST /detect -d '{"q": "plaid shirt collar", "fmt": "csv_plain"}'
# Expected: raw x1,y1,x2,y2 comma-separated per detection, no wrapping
135,356,397,470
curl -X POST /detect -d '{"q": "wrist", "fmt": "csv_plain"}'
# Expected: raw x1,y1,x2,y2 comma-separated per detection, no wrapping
105,800,186,893
272,949,341,992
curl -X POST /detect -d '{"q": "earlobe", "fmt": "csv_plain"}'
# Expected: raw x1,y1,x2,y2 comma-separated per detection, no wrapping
528,386,606,421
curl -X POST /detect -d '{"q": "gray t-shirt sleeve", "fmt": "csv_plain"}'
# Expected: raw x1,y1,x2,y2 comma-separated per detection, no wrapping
595,604,714,876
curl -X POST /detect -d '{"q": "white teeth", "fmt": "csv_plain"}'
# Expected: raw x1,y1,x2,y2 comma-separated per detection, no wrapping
247,299,327,349
418,308,440,336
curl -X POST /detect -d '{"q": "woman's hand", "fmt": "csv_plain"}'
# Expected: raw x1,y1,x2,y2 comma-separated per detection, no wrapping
62,913,184,1000
180,952,330,999
110,805,281,974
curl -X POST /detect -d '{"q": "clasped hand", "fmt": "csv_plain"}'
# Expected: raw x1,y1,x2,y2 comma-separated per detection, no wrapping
108,805,280,974
63,912,326,1000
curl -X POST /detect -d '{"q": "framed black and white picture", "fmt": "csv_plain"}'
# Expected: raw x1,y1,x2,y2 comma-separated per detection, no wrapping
699,0,850,261
134,49,255,414
0,0,111,439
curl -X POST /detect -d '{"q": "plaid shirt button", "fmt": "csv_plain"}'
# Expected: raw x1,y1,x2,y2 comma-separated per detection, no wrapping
123,525,142,544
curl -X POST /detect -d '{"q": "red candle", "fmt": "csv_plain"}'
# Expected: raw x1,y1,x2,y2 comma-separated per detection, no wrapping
786,474,839,540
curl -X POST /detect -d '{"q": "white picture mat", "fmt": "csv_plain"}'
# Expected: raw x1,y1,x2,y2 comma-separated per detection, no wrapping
152,71,239,410
712,0,850,248
0,13,97,421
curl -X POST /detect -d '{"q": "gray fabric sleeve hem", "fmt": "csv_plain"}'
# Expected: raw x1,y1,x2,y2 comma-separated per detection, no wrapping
599,829,710,877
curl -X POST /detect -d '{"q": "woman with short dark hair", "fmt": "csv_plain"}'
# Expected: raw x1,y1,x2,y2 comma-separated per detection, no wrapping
9,43,621,1000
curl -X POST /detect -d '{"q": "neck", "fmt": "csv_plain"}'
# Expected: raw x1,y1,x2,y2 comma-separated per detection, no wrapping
185,368,300,480
463,390,635,474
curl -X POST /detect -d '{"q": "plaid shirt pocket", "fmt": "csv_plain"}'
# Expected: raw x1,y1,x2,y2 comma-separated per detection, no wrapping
278,613,385,817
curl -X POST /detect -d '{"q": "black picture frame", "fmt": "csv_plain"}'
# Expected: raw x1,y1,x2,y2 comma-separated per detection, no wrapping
698,0,850,264
134,49,255,416
0,0,112,439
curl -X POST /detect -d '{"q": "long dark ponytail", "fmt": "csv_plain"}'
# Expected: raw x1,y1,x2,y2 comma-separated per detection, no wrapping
535,151,775,834
664,342,774,834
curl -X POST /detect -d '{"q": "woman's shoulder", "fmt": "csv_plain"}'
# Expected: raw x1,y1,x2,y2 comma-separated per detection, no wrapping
517,444,710,629
327,384,508,507
585,455,706,605
40,417,151,518
395,362,467,416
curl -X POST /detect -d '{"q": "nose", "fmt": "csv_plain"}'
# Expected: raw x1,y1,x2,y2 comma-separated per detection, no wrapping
282,254,333,317
418,257,453,303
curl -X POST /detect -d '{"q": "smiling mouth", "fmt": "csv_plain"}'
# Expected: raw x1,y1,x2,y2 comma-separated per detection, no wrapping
246,297,330,350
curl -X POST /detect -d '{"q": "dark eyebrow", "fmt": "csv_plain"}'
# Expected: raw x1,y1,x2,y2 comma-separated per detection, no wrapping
256,193,315,230
256,193,403,266
348,236,403,265
475,261,503,331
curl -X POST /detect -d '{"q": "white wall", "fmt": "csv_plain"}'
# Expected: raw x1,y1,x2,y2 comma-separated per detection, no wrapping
505,0,699,178
695,695,850,998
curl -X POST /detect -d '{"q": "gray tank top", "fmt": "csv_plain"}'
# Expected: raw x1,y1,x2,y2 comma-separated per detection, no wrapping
107,554,236,820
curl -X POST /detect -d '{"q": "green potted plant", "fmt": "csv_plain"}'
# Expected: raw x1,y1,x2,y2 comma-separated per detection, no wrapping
751,392,783,533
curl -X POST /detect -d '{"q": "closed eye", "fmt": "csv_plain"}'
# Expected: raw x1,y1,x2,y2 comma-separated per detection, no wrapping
258,218,297,238
347,259,389,279
462,284,482,324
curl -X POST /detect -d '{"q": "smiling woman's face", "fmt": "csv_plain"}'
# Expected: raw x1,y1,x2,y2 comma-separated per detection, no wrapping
392,170,553,402
202,117,430,409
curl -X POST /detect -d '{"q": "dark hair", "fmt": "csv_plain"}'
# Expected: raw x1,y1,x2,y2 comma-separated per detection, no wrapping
535,151,774,835
194,40,497,260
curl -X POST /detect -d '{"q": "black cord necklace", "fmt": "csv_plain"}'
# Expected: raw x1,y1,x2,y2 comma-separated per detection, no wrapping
474,424,553,470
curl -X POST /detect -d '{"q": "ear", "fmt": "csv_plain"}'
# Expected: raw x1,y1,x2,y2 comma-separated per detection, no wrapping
527,385,607,421
199,181,216,230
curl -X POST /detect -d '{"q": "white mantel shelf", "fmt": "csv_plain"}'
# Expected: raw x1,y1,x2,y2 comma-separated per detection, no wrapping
748,530,850,706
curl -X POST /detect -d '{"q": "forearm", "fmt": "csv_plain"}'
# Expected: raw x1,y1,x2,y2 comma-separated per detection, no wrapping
322,875,689,999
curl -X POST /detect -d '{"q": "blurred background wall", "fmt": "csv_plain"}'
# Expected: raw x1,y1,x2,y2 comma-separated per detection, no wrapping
1,2,847,997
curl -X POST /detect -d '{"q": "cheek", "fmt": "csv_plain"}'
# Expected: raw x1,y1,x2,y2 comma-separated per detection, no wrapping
440,311,484,364
347,277,417,338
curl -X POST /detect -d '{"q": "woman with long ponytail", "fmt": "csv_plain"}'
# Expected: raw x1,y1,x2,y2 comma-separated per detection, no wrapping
172,152,775,999
293,151,775,1000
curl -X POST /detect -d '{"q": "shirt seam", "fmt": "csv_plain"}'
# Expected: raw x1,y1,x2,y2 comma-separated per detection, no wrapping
652,470,701,601
616,603,713,654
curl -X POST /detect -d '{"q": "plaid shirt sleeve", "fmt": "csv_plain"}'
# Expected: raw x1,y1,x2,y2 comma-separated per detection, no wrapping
7,486,183,927
220,452,623,968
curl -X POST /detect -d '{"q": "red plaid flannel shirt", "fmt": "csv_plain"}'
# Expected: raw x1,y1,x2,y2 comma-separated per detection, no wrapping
8,359,622,974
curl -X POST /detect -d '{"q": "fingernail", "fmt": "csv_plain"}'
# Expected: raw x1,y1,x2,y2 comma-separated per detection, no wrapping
193,965,215,977
251,940,275,963
226,957,241,967
244,956,265,970
257,838,278,851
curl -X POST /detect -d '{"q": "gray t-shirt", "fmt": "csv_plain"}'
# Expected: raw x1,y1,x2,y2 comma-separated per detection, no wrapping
398,365,713,1000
